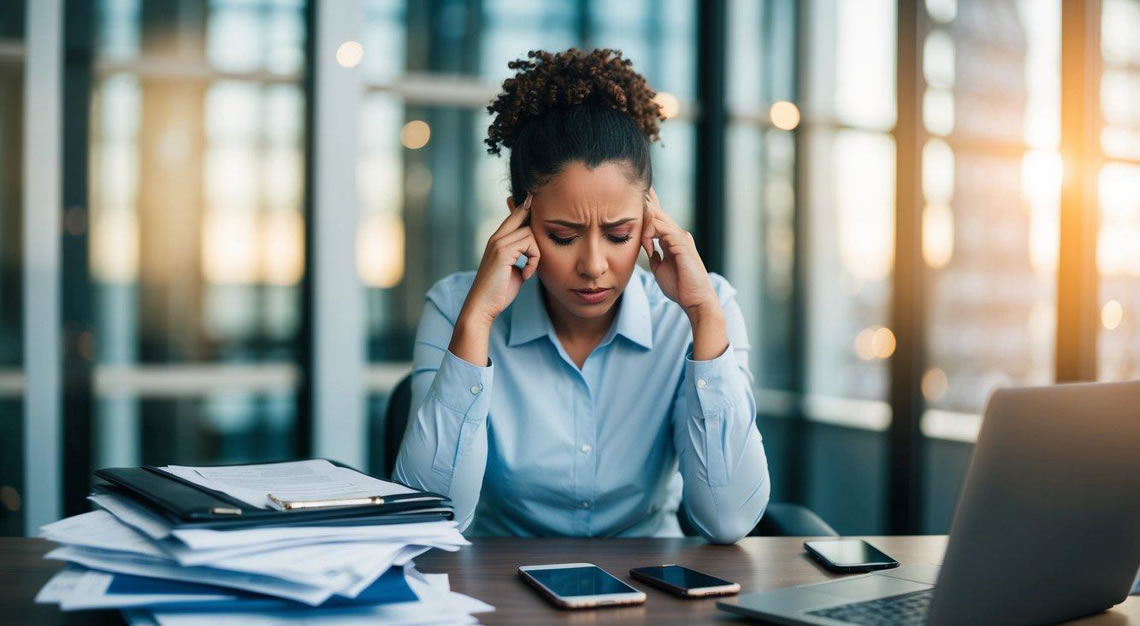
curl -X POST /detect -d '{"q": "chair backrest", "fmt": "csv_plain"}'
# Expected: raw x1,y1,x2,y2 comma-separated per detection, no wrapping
378,373,413,480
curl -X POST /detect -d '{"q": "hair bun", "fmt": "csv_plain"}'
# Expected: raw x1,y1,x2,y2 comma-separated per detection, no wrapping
485,48,665,156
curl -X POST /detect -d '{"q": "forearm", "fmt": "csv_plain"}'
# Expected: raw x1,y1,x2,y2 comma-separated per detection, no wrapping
393,348,494,532
448,307,494,367
687,302,729,362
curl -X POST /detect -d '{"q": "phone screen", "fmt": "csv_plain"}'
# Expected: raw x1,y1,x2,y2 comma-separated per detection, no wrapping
806,540,897,567
633,565,733,590
526,566,638,598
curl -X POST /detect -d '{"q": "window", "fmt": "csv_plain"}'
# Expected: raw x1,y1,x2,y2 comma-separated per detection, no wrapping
89,0,307,477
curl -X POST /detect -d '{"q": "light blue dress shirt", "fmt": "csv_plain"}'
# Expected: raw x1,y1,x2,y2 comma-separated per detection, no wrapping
393,265,770,543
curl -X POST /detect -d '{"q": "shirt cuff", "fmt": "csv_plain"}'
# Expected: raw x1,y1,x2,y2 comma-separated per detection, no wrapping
684,343,738,415
431,349,494,419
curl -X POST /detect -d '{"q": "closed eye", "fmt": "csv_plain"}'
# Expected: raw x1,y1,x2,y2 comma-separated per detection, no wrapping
547,234,634,246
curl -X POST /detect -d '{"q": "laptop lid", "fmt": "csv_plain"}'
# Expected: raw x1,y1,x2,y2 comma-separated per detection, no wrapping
928,381,1140,625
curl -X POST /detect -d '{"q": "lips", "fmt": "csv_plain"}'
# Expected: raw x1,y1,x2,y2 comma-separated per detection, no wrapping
572,287,612,304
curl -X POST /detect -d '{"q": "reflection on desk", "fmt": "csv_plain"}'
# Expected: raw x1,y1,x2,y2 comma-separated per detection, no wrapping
3,536,1139,625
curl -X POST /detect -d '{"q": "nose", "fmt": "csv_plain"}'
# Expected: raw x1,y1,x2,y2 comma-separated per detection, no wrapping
576,235,608,279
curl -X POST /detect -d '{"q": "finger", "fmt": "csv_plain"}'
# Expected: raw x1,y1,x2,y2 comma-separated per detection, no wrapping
495,224,536,257
521,237,541,280
641,193,660,260
648,187,682,231
651,214,683,238
641,221,657,262
490,193,532,241
659,229,695,256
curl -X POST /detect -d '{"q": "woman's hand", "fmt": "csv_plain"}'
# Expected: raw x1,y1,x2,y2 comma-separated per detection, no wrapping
641,187,729,361
640,187,719,318
459,193,541,328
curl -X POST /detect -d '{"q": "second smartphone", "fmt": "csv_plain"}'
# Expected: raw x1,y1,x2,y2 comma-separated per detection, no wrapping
629,564,740,597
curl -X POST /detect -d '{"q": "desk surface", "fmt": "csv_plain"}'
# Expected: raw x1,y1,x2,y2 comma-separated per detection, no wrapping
2,536,1138,625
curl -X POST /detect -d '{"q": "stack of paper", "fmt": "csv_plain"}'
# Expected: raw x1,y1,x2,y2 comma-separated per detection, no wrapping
35,461,493,624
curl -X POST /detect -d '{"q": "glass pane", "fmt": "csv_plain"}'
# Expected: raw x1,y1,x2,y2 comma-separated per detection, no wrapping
89,0,306,474
725,124,797,391
805,129,895,404
804,0,897,131
922,0,1059,422
1097,162,1140,381
726,0,799,395
727,0,797,112
481,1,577,84
1097,0,1140,382
1100,0,1140,161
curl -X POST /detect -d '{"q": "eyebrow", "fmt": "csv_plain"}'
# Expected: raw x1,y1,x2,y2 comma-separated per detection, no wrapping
544,217,638,229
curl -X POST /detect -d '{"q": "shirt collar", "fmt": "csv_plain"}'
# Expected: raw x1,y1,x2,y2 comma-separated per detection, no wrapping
507,268,654,350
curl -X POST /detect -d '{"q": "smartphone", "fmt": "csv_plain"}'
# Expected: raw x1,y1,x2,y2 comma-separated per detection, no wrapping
629,564,740,597
518,563,647,609
804,539,900,573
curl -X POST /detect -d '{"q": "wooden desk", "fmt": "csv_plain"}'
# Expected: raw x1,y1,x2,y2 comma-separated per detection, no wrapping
3,536,1138,624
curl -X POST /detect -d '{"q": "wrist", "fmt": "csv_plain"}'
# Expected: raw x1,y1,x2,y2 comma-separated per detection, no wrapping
456,305,497,334
686,299,724,327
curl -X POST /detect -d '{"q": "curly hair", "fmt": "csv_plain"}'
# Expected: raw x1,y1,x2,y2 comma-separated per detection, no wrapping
485,48,664,156
484,48,665,204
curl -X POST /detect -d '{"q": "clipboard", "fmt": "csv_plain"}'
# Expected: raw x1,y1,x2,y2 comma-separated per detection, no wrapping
94,459,453,529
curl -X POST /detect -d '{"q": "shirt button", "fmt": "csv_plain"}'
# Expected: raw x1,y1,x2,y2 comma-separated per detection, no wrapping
580,444,591,454
581,501,590,509
469,384,481,395
697,379,707,389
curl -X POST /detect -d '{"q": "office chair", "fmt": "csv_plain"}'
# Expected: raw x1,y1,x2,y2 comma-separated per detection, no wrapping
372,373,838,538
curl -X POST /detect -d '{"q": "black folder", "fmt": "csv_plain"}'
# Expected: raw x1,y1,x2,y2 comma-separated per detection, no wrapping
94,461,453,529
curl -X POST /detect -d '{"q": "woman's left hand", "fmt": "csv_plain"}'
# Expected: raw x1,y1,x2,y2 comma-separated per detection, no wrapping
641,187,721,319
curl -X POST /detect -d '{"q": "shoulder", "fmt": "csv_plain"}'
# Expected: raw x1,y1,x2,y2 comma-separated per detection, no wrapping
424,271,477,322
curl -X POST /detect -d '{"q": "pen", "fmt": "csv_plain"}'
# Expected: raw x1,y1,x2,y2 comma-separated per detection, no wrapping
267,493,386,511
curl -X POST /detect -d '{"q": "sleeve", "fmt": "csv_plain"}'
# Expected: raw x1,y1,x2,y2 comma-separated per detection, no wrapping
672,286,770,544
392,282,493,532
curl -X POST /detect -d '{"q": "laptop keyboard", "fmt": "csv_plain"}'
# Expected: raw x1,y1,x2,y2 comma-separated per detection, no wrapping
807,588,934,625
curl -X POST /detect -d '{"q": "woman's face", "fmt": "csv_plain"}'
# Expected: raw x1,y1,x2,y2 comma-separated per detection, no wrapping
514,160,645,324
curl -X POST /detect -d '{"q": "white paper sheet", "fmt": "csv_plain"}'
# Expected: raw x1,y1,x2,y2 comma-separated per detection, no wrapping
45,545,336,606
89,489,172,539
170,519,463,550
40,510,168,559
164,532,461,567
34,567,85,604
159,460,415,510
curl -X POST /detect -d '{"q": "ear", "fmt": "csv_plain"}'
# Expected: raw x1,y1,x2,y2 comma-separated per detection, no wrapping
506,195,516,213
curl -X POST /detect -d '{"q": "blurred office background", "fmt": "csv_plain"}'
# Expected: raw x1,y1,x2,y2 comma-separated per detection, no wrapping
2,0,1138,538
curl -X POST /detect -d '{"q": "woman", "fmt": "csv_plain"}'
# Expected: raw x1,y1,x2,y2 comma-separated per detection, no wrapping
394,48,769,544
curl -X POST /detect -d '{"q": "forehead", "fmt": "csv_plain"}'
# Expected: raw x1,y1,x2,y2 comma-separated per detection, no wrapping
536,161,644,221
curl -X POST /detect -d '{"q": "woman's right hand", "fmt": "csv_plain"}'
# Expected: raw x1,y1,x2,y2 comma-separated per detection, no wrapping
458,193,540,329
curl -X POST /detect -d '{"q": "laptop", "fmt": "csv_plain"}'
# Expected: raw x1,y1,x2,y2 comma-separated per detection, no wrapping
718,380,1140,625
